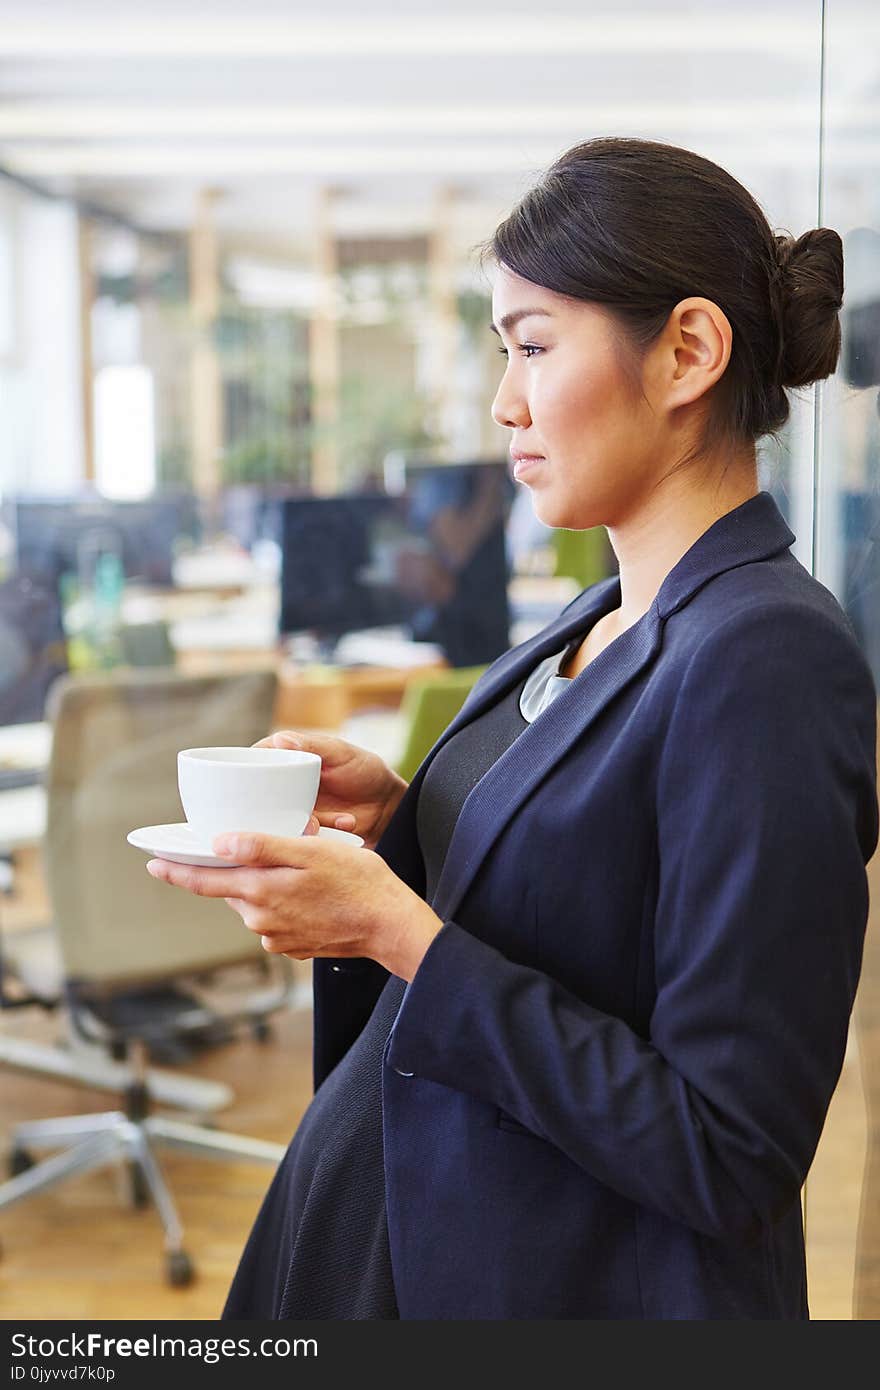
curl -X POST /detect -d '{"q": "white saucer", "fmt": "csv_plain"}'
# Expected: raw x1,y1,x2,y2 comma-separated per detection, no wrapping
127,821,364,867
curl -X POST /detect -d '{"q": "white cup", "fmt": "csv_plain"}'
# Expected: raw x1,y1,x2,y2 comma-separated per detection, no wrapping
178,746,322,846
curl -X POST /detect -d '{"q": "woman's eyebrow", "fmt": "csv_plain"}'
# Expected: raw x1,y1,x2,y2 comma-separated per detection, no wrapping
489,308,553,335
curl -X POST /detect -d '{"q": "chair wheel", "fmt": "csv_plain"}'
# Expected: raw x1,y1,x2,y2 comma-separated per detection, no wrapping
167,1250,195,1287
9,1148,35,1177
127,1162,150,1208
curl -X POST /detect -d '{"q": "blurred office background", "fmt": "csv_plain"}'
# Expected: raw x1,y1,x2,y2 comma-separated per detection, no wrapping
0,0,877,1318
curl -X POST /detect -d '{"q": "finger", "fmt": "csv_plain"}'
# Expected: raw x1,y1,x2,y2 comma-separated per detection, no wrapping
306,810,357,831
146,858,261,899
224,897,262,931
259,935,308,957
308,810,358,832
266,729,354,767
303,814,321,837
210,831,329,868
252,729,317,751
224,896,250,917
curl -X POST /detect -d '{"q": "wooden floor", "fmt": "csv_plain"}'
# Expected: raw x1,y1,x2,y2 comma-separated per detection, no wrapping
1,838,879,1321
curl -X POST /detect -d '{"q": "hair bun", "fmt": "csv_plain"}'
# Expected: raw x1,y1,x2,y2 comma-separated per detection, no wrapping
773,227,844,389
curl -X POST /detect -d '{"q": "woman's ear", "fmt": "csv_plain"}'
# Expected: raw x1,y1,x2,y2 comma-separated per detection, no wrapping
652,297,733,410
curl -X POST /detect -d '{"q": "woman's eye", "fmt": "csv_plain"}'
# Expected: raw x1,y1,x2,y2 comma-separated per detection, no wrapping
496,343,542,359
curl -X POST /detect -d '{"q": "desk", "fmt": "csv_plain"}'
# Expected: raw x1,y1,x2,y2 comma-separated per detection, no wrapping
171,546,270,594
274,661,447,730
161,649,444,729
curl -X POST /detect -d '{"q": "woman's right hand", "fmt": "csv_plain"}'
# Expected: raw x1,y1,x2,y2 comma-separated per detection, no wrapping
253,729,408,850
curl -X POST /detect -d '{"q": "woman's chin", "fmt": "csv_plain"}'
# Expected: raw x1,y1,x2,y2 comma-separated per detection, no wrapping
534,500,599,532
529,494,565,529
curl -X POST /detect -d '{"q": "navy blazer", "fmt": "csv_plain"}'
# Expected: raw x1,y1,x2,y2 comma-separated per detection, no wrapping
313,492,879,1320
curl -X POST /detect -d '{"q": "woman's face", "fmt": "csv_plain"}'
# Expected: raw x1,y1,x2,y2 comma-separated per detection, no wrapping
490,266,665,530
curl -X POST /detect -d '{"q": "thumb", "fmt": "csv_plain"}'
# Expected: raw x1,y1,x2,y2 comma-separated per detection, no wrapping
213,819,321,864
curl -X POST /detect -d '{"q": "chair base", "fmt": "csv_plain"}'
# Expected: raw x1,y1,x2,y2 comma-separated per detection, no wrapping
0,1110,286,1285
0,1034,235,1113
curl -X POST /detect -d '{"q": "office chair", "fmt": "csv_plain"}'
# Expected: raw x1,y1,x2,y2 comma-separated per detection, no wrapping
394,666,487,784
552,526,615,591
0,665,293,1286
118,619,176,669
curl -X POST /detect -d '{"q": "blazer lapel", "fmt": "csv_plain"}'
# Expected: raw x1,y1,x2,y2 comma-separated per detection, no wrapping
374,577,620,890
437,576,622,741
428,490,796,922
430,601,663,920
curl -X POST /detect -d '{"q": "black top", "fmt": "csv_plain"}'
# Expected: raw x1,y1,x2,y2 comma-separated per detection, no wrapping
222,655,573,1320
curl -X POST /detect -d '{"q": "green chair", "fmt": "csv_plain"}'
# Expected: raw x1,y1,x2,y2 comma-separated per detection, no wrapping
395,665,487,784
552,526,613,590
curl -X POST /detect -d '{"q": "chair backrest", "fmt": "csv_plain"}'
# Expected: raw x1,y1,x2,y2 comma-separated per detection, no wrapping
552,526,614,591
119,620,175,669
394,666,487,784
44,665,278,988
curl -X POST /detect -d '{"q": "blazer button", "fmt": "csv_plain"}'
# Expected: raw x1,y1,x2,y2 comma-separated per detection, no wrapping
393,1065,415,1077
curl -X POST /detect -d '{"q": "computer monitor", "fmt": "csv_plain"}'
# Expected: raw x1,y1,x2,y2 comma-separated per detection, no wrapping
0,569,68,727
6,491,201,590
278,461,514,667
400,459,514,667
279,493,411,650
218,484,306,552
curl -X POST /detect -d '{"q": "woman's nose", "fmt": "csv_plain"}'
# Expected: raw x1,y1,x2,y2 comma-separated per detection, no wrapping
491,374,531,430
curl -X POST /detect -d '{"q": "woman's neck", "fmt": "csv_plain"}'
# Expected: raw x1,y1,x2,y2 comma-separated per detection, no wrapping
604,458,759,635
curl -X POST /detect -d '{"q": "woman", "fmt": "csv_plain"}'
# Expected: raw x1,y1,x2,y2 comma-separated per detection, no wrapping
147,138,879,1319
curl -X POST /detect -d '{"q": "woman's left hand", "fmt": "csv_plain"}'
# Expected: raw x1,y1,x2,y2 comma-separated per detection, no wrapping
145,825,443,982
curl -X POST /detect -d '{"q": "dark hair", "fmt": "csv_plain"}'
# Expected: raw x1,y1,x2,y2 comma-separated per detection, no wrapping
486,137,844,455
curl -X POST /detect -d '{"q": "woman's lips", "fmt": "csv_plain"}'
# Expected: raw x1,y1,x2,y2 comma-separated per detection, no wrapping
512,455,545,482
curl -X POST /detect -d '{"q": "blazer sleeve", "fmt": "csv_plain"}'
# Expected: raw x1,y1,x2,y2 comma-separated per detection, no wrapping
385,605,879,1239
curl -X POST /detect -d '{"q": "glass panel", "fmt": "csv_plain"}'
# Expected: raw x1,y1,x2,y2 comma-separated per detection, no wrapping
809,0,880,1321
